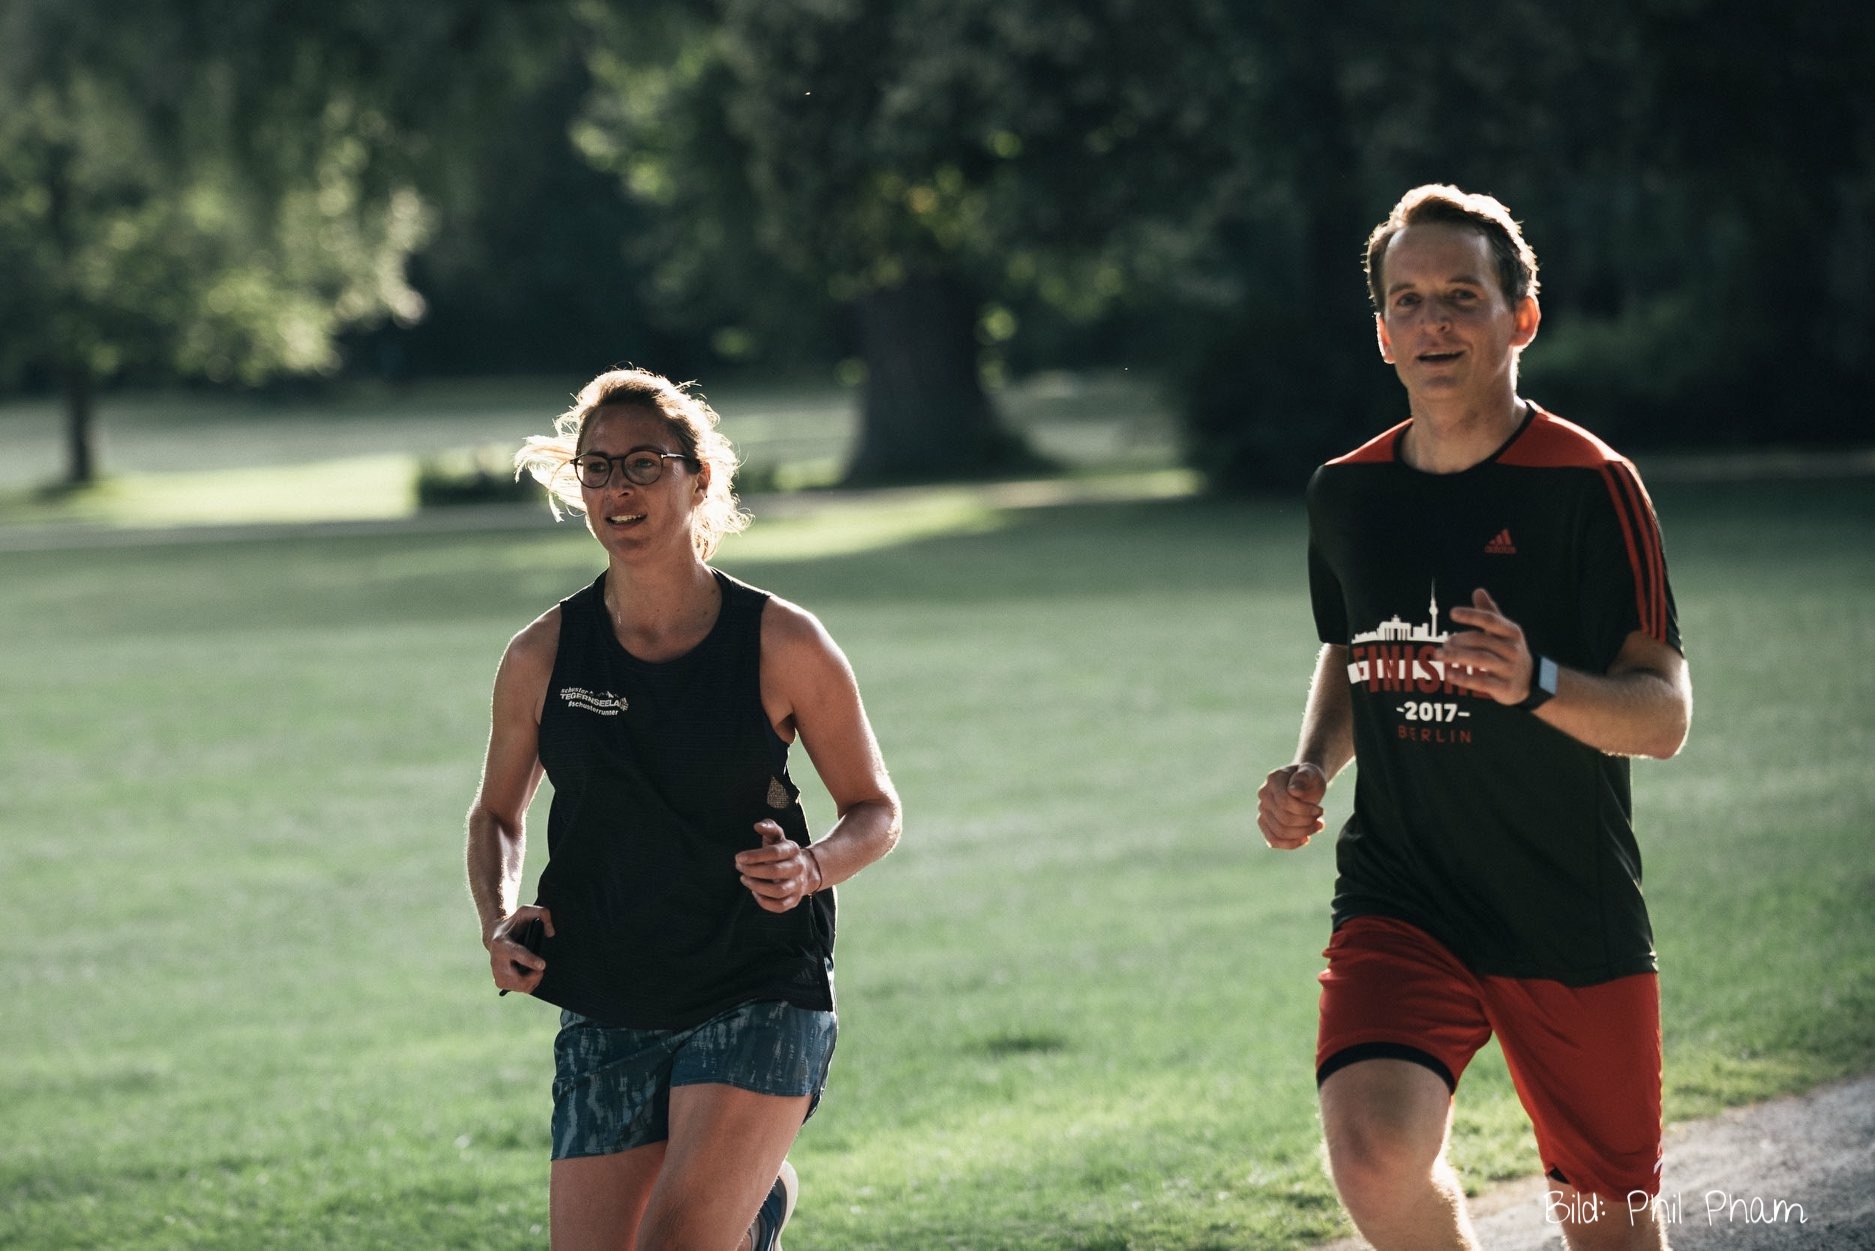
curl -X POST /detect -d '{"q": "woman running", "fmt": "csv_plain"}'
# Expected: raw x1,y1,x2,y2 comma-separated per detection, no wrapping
466,367,901,1249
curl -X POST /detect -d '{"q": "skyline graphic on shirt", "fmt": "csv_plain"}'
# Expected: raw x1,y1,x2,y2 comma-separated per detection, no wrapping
1349,583,1447,647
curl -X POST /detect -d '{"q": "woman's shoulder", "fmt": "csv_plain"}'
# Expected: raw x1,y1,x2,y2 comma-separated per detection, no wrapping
706,569,842,666
756,595,852,691
740,583,816,637
500,605,564,683
710,569,806,629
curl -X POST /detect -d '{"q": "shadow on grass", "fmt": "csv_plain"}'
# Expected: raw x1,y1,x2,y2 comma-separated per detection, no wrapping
3,477,1870,647
0,495,1311,642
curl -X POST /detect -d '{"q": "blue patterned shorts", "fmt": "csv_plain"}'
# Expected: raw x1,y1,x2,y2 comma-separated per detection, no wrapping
550,999,838,1160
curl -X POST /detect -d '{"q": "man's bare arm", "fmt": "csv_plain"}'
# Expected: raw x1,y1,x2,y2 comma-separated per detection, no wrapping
1441,589,1691,759
1257,644,1355,850
1532,632,1690,759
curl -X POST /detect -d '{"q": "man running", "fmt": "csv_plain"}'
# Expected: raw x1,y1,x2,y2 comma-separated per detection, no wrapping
1257,184,1692,1250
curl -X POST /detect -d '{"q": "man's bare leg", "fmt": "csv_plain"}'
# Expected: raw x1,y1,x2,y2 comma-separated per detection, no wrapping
1320,1058,1478,1251
1555,1183,1669,1251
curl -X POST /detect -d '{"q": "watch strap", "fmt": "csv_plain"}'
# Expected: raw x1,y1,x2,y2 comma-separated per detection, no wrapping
1519,655,1559,710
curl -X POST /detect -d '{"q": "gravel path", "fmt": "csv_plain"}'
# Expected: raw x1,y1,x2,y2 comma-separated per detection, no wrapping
1319,1074,1875,1249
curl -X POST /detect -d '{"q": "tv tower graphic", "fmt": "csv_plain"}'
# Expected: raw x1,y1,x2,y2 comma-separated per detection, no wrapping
1350,582,1446,646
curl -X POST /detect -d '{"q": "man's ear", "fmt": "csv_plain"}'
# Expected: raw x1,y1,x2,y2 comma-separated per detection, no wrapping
1376,313,1395,364
1512,295,1541,350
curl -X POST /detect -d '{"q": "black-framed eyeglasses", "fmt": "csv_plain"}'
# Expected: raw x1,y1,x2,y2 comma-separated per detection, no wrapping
569,451,695,489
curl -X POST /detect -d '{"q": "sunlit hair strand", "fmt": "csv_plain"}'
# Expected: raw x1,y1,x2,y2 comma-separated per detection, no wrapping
514,367,751,559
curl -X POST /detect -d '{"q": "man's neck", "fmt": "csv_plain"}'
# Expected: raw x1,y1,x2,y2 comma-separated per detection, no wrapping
1400,394,1528,474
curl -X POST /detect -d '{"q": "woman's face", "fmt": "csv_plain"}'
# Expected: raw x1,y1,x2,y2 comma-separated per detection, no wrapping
575,405,707,561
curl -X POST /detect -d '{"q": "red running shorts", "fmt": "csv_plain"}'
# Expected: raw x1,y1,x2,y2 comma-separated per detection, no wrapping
1316,915,1663,1200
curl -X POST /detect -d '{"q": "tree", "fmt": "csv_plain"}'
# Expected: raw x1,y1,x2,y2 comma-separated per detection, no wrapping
506,1,1872,494
0,1,563,486
1176,1,1647,489
575,0,1249,482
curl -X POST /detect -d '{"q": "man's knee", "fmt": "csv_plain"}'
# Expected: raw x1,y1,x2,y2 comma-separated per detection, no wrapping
1320,1059,1456,1206
1325,1108,1449,1203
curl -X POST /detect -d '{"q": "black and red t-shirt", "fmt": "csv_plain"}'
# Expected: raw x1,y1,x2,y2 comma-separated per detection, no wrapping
1307,404,1681,985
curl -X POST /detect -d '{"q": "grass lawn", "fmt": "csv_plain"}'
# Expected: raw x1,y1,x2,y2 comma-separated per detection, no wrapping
1,471,1870,1249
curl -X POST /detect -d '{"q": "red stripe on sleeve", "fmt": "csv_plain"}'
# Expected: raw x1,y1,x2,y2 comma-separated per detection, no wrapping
1601,462,1668,642
1599,464,1654,640
1625,463,1669,641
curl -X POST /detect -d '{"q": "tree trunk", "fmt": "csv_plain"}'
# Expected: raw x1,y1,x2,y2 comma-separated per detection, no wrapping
845,274,1026,484
63,360,96,487
44,133,98,488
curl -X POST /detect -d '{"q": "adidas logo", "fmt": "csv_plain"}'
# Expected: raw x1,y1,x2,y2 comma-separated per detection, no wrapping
1484,528,1517,555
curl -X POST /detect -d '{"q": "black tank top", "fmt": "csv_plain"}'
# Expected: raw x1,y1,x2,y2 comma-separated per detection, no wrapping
530,569,835,1029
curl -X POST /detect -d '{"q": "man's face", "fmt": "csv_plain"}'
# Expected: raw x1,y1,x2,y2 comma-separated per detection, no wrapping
1374,222,1537,404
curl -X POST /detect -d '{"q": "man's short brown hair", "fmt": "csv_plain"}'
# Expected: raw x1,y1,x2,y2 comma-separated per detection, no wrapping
1365,184,1540,312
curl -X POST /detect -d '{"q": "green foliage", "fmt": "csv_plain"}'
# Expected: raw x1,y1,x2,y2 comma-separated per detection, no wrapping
0,464,1870,1248
571,0,1874,484
576,0,1243,334
572,1,1263,479
570,3,830,368
0,3,436,388
9,2,1867,492
0,0,572,482
716,1,1239,298
415,446,548,510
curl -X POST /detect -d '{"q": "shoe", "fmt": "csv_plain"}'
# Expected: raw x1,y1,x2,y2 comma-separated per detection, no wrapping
748,1159,798,1251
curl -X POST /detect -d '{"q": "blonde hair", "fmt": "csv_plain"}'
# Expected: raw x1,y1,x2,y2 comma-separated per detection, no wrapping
515,368,751,559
